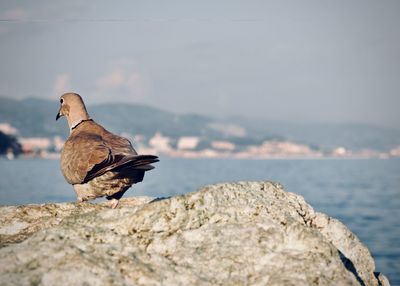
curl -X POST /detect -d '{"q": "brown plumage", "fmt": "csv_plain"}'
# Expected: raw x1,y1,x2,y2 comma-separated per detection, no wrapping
56,92,158,208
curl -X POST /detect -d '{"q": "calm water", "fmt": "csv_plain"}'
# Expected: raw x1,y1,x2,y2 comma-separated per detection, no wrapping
0,157,399,284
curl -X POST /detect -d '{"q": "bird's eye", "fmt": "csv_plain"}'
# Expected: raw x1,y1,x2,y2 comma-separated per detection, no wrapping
60,98,64,104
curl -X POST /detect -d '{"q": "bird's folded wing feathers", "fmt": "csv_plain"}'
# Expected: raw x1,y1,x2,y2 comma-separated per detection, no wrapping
61,132,159,185
84,154,159,182
61,134,112,185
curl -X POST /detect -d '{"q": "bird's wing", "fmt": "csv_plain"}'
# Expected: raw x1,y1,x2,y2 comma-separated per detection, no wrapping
83,154,159,182
61,133,114,185
61,131,158,185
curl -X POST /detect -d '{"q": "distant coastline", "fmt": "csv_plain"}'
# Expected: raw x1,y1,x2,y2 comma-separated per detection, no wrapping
1,127,399,161
1,97,400,161
1,124,399,161
2,150,397,161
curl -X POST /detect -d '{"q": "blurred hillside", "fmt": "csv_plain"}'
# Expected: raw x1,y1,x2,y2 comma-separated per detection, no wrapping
0,96,399,152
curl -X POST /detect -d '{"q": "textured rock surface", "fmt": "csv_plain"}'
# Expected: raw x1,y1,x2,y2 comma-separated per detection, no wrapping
0,181,389,286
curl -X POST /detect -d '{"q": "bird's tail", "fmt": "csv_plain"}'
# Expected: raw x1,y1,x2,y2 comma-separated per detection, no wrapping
84,154,159,182
114,155,159,183
118,154,159,171
120,155,160,171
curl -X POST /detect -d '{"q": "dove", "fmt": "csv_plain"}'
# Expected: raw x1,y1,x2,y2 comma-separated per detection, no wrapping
56,92,158,208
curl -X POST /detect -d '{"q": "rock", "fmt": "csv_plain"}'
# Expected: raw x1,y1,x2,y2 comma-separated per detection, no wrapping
0,197,153,247
0,181,389,286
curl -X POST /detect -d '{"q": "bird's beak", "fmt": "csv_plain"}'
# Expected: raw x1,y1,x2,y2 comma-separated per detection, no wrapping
56,107,62,121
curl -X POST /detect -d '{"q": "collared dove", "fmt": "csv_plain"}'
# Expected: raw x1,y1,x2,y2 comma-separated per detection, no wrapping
56,92,158,208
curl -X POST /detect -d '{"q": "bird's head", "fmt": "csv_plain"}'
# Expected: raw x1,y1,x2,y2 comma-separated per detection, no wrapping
56,92,90,130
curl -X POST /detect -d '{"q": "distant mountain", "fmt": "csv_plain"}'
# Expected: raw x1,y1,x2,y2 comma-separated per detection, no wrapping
226,116,400,151
0,96,399,151
0,97,62,137
0,97,277,147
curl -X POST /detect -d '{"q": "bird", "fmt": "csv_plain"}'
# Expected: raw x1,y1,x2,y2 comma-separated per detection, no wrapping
56,92,158,208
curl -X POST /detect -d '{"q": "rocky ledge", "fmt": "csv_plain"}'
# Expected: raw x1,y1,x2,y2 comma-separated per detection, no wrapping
0,181,390,286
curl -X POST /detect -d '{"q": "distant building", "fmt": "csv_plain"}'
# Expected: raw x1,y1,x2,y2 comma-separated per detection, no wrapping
239,140,322,158
332,147,349,157
198,148,219,158
0,123,18,135
53,136,65,152
19,138,52,153
149,132,172,153
390,146,400,157
177,137,199,150
211,141,235,151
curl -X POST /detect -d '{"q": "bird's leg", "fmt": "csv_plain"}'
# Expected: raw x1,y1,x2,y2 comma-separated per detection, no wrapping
76,197,92,207
110,198,120,209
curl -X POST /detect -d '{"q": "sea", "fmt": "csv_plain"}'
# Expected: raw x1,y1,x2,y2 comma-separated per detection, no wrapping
0,157,399,284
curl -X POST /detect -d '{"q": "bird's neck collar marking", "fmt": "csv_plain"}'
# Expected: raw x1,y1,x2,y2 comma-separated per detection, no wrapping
71,119,93,130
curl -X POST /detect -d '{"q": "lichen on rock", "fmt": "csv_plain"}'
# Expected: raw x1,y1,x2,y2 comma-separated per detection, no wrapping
0,181,390,285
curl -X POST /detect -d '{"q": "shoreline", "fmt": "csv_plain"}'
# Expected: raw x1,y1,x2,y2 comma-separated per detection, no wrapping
1,154,398,161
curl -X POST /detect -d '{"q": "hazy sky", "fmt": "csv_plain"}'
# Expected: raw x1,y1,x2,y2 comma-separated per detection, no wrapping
0,1,399,128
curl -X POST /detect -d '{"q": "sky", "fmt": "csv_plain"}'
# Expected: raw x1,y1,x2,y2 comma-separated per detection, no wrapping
0,0,399,128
